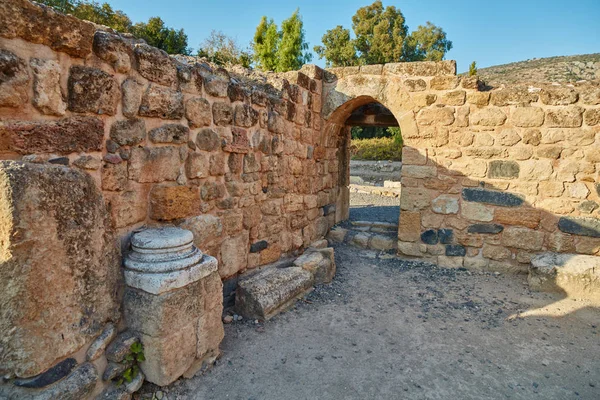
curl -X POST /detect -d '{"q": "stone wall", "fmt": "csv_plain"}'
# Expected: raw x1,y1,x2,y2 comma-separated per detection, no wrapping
323,62,600,274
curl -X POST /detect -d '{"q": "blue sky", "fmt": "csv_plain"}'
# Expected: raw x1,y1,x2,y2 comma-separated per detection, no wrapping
109,0,600,72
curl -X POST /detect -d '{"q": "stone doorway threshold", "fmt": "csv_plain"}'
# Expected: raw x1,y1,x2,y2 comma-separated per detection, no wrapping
137,243,600,399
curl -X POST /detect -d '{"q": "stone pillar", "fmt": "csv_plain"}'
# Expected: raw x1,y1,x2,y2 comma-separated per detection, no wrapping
123,227,224,386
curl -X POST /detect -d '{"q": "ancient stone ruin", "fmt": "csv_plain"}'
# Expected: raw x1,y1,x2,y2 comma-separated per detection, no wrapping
0,0,599,398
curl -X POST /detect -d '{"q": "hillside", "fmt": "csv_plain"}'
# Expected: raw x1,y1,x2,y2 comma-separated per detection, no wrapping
466,53,600,86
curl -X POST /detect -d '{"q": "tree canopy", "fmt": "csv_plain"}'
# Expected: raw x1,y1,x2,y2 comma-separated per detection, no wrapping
315,0,452,67
252,10,312,72
197,30,252,68
38,0,191,55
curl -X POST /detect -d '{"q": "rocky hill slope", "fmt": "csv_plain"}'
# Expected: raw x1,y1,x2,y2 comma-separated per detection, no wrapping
467,53,600,86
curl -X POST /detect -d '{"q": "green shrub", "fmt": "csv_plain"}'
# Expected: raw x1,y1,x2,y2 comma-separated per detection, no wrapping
350,137,402,161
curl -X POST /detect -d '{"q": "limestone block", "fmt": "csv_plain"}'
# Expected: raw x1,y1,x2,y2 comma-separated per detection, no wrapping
529,253,600,301
101,162,128,191
558,217,600,238
429,75,459,90
128,146,181,183
583,109,600,126
68,65,119,115
213,102,233,125
185,97,212,127
149,124,189,144
519,160,553,181
234,104,259,127
471,108,507,126
294,247,336,284
236,267,314,320
0,117,104,155
467,92,490,106
432,195,459,214
0,49,29,108
490,87,538,106
109,119,145,147
134,43,177,86
461,202,494,222
545,107,583,128
539,87,578,105
220,231,249,277
495,207,540,229
108,190,148,228
203,74,229,97
417,107,455,126
139,84,184,119
482,244,511,261
93,31,132,73
121,78,144,118
487,160,520,179
511,107,545,127
0,162,120,377
398,211,421,242
501,227,545,251
30,58,66,116
327,227,347,243
440,90,466,106
150,185,200,221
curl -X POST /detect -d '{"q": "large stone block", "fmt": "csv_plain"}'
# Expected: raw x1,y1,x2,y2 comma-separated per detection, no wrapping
471,108,507,126
68,65,119,115
501,227,545,251
149,124,189,144
236,267,314,320
30,58,66,116
139,85,184,119
487,160,520,179
539,87,578,105
134,43,177,86
0,0,95,58
150,185,200,221
0,117,103,155
128,146,181,183
495,207,540,229
545,107,583,128
110,118,146,146
462,188,524,207
558,217,600,238
185,97,212,128
0,162,120,377
511,107,544,127
93,31,132,73
220,231,249,277
293,247,336,284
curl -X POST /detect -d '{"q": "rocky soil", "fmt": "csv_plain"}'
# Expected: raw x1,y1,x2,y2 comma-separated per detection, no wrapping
137,245,600,400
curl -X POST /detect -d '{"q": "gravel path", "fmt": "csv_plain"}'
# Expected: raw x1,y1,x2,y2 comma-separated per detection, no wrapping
140,245,600,400
349,192,400,224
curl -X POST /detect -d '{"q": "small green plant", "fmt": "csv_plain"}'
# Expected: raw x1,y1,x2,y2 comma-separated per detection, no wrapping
350,137,402,161
468,61,478,76
115,342,145,386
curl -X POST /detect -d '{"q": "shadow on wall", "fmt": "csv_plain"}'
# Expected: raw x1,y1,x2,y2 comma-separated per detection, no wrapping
398,147,600,318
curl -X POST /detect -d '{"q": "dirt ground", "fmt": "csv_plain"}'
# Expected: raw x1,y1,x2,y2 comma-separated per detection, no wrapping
140,244,600,400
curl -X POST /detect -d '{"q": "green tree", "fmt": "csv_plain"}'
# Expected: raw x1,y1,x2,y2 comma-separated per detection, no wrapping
314,0,452,67
131,17,191,55
252,10,312,72
468,61,478,76
314,26,357,67
198,30,252,67
252,16,279,71
403,22,453,61
38,0,190,55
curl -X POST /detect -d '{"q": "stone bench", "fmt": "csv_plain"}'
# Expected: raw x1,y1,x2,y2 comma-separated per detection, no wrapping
529,253,600,302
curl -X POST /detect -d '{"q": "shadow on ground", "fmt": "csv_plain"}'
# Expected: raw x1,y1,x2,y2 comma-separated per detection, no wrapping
140,244,600,400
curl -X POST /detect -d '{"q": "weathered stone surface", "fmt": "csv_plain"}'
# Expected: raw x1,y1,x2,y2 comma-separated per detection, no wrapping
584,109,600,126
106,331,139,363
294,247,336,283
102,162,127,191
121,78,144,118
431,195,459,214
540,87,578,105
139,85,184,119
445,244,466,257
558,217,600,238
196,128,221,151
491,87,538,106
495,208,540,229
404,78,427,91
134,43,177,86
440,90,466,106
149,124,189,144
429,75,459,90
180,214,223,248
185,152,209,179
461,202,493,222
488,160,520,179
68,65,119,115
13,358,77,388
437,228,453,244
417,107,455,126
0,49,29,108
545,107,583,128
93,31,132,73
462,188,524,207
421,229,438,244
220,232,249,277
0,117,104,155
128,146,181,183
529,253,600,300
470,108,507,126
150,185,200,220
213,102,233,125
185,97,212,128
511,107,544,127
236,266,314,320
0,0,95,58
86,323,116,361
203,74,229,97
108,190,147,228
234,104,259,127
502,227,545,251
30,58,66,115
0,162,120,377
468,224,504,234
110,119,146,146
73,155,101,170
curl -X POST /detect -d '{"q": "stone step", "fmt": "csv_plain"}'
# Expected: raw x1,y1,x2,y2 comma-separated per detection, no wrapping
529,252,600,302
235,246,337,320
236,267,314,320
350,220,398,233
327,226,397,252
